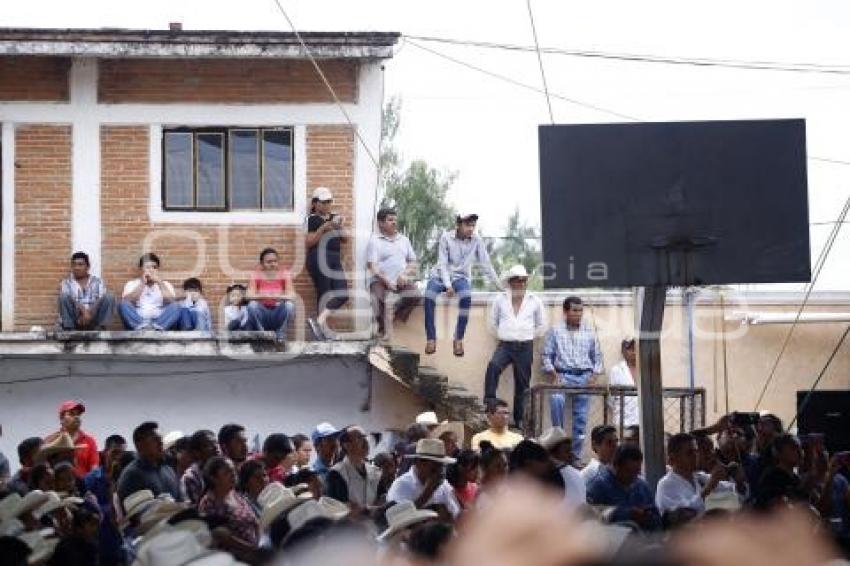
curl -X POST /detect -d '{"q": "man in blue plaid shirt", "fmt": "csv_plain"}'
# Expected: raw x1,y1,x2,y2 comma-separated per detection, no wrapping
58,251,115,330
541,296,604,460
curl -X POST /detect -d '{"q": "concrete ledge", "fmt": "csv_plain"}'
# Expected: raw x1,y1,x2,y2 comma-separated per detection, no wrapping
0,331,372,358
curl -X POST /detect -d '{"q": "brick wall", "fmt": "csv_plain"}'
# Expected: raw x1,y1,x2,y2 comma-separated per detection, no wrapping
0,56,70,101
14,125,73,330
98,59,358,104
100,124,356,331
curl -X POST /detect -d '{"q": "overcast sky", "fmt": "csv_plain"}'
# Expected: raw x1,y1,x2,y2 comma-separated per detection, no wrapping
5,0,850,289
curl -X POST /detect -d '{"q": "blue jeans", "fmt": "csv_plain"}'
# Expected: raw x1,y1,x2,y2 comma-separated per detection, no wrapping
58,293,115,330
550,370,592,458
247,300,294,339
423,277,472,341
117,301,183,330
179,308,211,331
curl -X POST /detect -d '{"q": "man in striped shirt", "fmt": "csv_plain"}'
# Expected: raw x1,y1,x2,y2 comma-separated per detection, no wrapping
541,296,604,460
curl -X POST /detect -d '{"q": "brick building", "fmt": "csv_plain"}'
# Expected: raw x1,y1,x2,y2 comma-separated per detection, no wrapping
0,27,398,332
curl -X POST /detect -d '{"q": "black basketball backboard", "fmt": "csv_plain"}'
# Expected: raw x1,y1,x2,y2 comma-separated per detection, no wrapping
539,119,810,288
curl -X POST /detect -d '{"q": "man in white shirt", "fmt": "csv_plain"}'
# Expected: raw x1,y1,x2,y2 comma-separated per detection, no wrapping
366,208,420,341
656,433,730,527
608,338,640,430
483,265,546,429
387,438,461,520
581,425,619,486
118,253,182,330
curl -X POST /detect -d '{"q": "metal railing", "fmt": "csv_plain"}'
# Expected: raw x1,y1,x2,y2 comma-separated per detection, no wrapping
526,385,706,459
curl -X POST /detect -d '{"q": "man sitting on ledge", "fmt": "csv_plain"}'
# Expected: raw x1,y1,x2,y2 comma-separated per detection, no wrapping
58,251,115,331
118,253,183,331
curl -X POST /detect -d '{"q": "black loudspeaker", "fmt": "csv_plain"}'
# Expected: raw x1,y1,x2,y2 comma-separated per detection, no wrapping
797,390,850,454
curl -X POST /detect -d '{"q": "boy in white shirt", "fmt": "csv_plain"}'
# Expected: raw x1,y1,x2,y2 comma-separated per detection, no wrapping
118,253,182,330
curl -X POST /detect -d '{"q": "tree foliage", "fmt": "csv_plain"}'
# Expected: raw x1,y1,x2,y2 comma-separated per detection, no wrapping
380,97,457,275
482,207,544,290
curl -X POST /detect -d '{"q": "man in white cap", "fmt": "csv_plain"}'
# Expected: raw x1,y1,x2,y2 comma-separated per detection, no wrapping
304,186,349,340
423,212,502,357
483,264,545,429
387,438,460,519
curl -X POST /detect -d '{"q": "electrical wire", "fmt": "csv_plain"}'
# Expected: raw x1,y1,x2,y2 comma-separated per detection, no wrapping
525,0,554,124
753,195,850,410
403,35,850,75
405,39,641,122
788,324,850,431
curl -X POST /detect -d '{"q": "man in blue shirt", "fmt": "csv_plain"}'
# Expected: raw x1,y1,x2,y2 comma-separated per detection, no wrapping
541,296,603,459
587,445,661,531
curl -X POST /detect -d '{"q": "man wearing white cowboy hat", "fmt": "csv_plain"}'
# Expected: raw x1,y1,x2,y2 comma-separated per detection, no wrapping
387,439,460,519
423,211,503,357
376,500,438,544
538,427,586,511
483,264,545,429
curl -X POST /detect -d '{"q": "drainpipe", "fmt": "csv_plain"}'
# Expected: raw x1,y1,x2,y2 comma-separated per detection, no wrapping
685,288,696,390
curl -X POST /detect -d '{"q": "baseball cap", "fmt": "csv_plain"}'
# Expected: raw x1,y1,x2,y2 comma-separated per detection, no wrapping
58,400,85,415
311,187,333,202
456,212,479,222
311,422,340,444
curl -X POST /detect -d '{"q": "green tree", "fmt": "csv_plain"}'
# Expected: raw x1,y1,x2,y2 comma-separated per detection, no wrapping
380,97,457,276
483,207,543,290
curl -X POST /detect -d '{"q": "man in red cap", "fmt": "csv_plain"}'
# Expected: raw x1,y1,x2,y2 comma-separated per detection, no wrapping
45,400,99,477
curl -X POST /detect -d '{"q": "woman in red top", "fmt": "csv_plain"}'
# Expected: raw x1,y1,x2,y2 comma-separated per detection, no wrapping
246,247,295,341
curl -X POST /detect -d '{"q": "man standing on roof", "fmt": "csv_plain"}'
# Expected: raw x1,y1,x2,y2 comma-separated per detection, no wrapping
44,400,99,478
423,212,503,357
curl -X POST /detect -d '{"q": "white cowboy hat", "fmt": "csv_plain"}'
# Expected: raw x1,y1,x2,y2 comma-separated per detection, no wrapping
376,501,438,542
33,491,84,520
122,490,156,526
537,427,570,451
415,411,447,427
8,491,50,520
705,490,742,512
404,438,456,465
183,551,248,565
318,497,350,521
133,529,207,566
284,500,329,536
501,264,530,282
18,531,59,565
259,489,311,532
136,500,189,536
0,494,23,521
312,186,334,201
162,431,185,452
141,517,213,549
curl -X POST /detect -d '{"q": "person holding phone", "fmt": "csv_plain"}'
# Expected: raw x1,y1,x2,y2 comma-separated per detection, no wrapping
304,186,349,340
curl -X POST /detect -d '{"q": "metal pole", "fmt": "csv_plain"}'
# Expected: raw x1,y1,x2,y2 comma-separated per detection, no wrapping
638,285,667,491
686,288,696,390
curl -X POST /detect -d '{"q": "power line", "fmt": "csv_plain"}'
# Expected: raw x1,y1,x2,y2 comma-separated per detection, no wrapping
810,156,850,166
404,35,850,75
754,194,850,410
788,323,850,431
525,0,554,124
405,39,640,122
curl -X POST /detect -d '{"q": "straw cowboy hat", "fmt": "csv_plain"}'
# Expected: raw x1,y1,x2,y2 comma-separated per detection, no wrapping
0,491,50,521
136,500,190,536
537,427,570,451
259,488,312,532
121,490,156,527
0,517,24,537
162,431,185,452
139,516,213,550
182,552,248,566
501,264,530,283
18,531,59,565
377,501,438,542
33,491,84,520
34,433,83,464
404,439,456,465
705,490,742,512
282,498,349,539
257,482,287,510
318,497,350,520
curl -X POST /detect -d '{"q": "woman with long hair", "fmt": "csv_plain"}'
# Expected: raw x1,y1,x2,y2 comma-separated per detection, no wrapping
304,186,349,340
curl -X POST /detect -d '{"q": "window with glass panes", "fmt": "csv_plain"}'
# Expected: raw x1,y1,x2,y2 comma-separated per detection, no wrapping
162,127,294,211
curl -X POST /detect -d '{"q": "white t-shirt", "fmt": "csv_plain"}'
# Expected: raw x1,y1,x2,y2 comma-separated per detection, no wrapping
387,468,461,518
560,465,587,511
608,360,640,427
581,458,603,486
122,279,175,319
655,471,704,515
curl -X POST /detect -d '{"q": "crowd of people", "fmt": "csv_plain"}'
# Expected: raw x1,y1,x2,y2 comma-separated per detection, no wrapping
1,398,849,565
